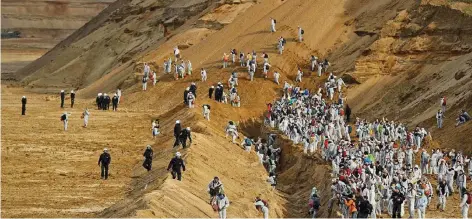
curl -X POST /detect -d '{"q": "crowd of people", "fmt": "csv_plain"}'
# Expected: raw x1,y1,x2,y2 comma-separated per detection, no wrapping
264,69,472,218
17,14,472,219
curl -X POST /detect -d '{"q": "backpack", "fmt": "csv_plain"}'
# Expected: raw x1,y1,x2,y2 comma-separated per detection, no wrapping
245,138,252,146
204,104,211,110
60,114,66,121
274,19,277,24
262,200,269,209
348,125,352,134
301,29,305,34
467,194,472,205
442,98,446,106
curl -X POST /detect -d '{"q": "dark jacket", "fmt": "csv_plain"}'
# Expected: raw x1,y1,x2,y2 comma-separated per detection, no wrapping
391,191,405,205
71,93,76,100
167,157,186,171
98,152,111,166
112,96,119,105
60,92,65,99
143,148,153,160
179,129,192,142
174,124,182,137
22,98,27,105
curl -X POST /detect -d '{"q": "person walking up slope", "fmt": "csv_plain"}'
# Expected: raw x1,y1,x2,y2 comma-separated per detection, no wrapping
167,152,186,181
143,145,153,171
460,188,471,219
98,148,111,180
217,193,230,219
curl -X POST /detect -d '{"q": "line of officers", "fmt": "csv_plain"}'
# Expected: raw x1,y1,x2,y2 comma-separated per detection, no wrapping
96,93,119,111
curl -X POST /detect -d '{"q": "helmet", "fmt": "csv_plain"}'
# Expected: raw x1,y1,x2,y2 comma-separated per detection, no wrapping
61,90,64,92
104,148,108,152
71,90,74,93
186,127,191,131
146,145,151,149
176,152,181,157
176,120,180,124
22,96,26,98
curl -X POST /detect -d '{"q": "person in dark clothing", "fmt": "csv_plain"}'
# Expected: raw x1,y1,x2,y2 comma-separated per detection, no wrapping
190,82,197,98
112,94,119,111
345,104,352,122
179,127,193,149
309,193,321,218
391,189,405,218
98,148,111,180
21,96,27,115
209,86,215,99
184,88,189,104
60,90,65,108
99,94,104,110
96,93,102,110
167,152,186,181
357,196,373,218
142,145,153,171
173,120,182,147
104,94,111,110
70,90,75,108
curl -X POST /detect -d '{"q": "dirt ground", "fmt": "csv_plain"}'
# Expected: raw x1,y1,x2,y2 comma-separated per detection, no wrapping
1,87,155,217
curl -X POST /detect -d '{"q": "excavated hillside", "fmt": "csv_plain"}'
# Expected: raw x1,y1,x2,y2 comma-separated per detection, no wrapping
3,0,472,218
1,0,114,77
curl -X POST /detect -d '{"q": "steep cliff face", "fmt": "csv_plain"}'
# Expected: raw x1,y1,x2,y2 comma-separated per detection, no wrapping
1,0,114,77
341,2,472,152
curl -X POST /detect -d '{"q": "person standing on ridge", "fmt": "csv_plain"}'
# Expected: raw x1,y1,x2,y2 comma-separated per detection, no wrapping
21,96,27,115
167,152,185,181
60,90,65,108
98,148,111,180
70,90,75,108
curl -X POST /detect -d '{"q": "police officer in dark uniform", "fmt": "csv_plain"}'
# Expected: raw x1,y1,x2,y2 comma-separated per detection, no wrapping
167,152,185,181
112,94,119,111
104,94,111,110
60,90,65,108
21,96,27,115
98,148,111,180
99,94,104,110
209,86,214,99
96,93,102,110
173,120,182,147
179,127,192,149
70,90,76,108
143,145,153,171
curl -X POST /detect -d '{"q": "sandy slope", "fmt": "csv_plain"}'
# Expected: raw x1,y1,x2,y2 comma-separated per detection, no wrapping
3,0,472,218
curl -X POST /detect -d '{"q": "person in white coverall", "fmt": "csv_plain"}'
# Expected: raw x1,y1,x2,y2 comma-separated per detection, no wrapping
460,189,470,219
255,199,269,219
270,18,276,32
216,193,229,219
